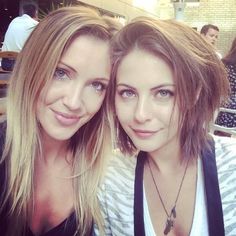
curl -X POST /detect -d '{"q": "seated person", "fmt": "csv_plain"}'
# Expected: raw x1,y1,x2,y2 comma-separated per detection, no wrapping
1,3,38,71
200,24,222,58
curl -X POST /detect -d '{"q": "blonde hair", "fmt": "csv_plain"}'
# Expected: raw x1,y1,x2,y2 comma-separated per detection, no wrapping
107,17,229,158
1,6,118,235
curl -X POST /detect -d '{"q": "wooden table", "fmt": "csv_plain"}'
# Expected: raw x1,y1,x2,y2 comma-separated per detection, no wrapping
0,97,6,115
0,71,10,85
0,71,9,98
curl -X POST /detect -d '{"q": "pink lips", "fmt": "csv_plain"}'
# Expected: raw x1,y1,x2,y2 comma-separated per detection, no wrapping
53,110,80,126
131,128,159,139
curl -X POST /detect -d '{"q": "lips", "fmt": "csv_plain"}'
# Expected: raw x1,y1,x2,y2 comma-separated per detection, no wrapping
53,110,80,126
131,128,160,139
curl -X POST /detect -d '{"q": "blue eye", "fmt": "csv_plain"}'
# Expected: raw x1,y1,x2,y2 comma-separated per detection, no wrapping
119,89,136,98
155,89,174,99
91,81,106,92
54,68,69,80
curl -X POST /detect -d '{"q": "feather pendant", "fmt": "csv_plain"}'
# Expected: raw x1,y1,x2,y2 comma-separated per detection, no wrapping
164,219,174,235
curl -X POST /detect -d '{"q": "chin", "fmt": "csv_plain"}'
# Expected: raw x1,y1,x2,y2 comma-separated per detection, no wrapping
132,141,161,153
48,130,77,141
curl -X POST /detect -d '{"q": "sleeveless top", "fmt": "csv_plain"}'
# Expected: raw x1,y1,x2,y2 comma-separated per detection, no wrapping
0,121,79,236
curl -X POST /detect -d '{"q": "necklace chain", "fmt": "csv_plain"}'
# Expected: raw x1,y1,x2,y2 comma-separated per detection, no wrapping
147,157,190,235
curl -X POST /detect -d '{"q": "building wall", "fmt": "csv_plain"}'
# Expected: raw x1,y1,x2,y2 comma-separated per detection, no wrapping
79,0,236,56
184,0,236,56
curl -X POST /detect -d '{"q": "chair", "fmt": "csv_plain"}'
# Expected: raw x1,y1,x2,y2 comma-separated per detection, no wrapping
0,97,6,116
0,51,17,94
0,51,18,72
210,108,236,137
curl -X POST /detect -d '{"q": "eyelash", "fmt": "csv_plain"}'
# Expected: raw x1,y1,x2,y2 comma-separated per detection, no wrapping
53,67,70,80
155,89,174,98
91,81,107,93
118,89,174,100
118,89,136,98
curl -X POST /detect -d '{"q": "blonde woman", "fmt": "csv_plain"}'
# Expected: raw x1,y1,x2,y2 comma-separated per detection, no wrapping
95,18,236,235
0,6,119,236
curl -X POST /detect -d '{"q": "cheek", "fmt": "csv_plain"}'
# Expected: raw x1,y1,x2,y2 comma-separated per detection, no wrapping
154,103,179,125
36,86,60,121
165,105,180,133
36,98,48,130
40,83,60,106
83,92,105,114
36,90,47,115
115,98,133,124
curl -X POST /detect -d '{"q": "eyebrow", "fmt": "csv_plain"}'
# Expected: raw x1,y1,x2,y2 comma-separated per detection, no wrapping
58,62,110,81
116,83,175,90
57,61,77,74
90,77,110,82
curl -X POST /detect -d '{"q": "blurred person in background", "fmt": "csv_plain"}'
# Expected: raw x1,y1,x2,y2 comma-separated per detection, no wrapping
200,24,222,58
1,2,38,71
2,2,38,52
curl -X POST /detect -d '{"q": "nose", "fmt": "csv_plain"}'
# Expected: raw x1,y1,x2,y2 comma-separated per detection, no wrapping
134,97,152,123
63,83,84,111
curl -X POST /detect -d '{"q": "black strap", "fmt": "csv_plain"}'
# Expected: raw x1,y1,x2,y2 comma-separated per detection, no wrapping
134,140,225,236
134,151,146,236
201,140,225,236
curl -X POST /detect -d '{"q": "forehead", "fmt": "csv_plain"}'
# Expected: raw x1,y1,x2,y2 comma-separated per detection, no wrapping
117,48,174,88
63,35,110,58
206,28,219,36
60,35,111,77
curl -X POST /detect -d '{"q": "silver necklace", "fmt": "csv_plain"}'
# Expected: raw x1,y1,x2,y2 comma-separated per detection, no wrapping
147,157,190,235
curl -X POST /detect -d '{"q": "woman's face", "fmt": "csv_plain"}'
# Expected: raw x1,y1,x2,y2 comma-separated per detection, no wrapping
37,35,110,141
115,48,180,155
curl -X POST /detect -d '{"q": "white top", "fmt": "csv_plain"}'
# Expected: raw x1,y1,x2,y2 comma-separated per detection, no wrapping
143,158,209,236
2,14,38,52
93,136,236,236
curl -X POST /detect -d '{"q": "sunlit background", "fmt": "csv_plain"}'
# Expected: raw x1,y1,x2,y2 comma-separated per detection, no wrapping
0,0,235,56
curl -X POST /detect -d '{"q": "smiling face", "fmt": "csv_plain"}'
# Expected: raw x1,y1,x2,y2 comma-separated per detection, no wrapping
115,48,180,155
37,35,110,142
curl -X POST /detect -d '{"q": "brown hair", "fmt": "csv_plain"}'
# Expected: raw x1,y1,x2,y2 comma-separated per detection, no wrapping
222,37,236,65
200,24,219,35
107,17,228,158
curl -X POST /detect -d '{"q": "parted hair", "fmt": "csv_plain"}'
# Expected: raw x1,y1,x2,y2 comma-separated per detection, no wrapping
107,17,229,158
1,6,118,236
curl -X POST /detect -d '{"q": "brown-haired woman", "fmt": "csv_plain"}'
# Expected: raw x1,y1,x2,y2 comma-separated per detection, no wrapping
94,17,236,236
0,6,120,236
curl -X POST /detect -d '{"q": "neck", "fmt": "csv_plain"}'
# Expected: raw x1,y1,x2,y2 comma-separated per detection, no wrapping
40,132,70,165
147,138,185,174
32,16,38,21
